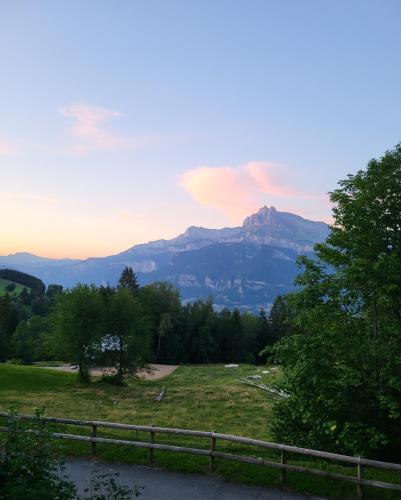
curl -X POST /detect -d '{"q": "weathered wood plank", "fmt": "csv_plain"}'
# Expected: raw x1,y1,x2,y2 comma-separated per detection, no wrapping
211,432,401,471
211,452,401,491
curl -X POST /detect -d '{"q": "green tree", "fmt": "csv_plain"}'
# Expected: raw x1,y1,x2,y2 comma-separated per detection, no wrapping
269,295,295,340
117,266,140,295
154,313,172,362
9,316,51,364
52,285,103,382
224,309,245,363
0,294,18,360
19,287,29,304
239,312,259,364
5,283,16,293
0,326,8,362
182,299,216,363
139,282,183,363
271,144,401,459
102,288,151,384
254,308,274,364
31,296,51,316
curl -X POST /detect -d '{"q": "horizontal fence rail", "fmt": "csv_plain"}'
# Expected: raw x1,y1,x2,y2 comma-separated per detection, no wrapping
0,412,400,499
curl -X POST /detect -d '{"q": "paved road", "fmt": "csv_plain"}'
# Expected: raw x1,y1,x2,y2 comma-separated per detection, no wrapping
64,457,323,500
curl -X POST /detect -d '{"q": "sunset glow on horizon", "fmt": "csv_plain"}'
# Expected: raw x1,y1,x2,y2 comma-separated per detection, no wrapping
1,1,401,259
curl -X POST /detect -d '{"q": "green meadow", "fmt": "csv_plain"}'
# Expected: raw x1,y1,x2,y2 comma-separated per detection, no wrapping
0,278,27,297
0,363,400,499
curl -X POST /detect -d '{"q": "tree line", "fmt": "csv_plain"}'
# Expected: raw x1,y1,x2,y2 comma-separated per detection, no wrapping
0,266,289,383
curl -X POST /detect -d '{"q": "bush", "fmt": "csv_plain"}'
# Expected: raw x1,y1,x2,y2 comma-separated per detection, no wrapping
0,408,76,499
0,408,143,499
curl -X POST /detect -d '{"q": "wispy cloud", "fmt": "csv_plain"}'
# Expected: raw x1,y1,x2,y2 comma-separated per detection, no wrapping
179,162,328,221
59,104,150,154
59,104,124,153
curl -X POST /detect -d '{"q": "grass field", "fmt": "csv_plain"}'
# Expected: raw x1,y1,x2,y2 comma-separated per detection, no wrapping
0,363,400,499
0,278,27,297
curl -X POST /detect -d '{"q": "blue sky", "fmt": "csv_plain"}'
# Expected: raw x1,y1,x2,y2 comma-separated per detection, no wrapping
1,0,401,257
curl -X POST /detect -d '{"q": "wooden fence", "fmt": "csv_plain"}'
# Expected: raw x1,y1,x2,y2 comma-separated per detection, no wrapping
1,412,401,499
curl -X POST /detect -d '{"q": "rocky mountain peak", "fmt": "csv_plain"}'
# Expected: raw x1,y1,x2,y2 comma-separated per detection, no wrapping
242,206,278,229
240,206,329,252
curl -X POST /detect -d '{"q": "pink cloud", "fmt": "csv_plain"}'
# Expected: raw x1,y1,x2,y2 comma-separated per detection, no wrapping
59,104,148,154
180,165,258,219
59,103,192,155
179,162,330,222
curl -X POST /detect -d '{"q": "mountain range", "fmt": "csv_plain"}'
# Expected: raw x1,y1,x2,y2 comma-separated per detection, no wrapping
0,206,329,312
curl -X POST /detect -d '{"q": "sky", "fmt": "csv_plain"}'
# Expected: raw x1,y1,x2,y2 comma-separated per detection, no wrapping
1,0,401,259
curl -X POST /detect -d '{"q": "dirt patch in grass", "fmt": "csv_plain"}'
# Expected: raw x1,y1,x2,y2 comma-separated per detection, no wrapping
40,363,178,380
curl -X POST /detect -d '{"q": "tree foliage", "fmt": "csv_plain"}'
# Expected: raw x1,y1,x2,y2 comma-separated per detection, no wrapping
1,269,286,370
102,288,151,384
0,409,76,500
270,144,401,459
118,266,140,295
52,285,104,382
9,316,52,364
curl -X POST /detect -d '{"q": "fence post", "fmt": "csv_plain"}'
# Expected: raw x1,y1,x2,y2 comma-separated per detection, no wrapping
148,425,155,466
280,447,287,485
357,459,364,500
209,431,216,473
91,424,97,455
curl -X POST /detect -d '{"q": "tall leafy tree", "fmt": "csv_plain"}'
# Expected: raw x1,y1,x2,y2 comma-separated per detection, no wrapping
182,299,216,363
139,282,183,363
254,309,273,364
52,285,103,382
0,294,18,338
102,288,151,384
269,295,295,340
9,316,51,364
224,309,245,363
271,144,401,459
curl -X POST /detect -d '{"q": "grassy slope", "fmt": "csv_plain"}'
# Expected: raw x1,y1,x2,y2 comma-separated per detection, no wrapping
0,364,399,499
0,278,27,297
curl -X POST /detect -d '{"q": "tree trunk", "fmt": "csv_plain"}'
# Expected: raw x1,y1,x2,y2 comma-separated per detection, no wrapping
116,336,124,384
78,349,90,383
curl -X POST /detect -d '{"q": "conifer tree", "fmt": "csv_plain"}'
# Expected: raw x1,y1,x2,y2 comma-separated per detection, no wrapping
117,266,140,295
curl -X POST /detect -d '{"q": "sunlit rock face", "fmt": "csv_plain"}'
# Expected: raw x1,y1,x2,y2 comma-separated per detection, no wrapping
240,206,329,252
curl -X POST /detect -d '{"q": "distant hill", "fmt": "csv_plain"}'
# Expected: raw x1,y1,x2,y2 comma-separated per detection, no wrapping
0,206,329,311
0,278,27,297
0,269,45,295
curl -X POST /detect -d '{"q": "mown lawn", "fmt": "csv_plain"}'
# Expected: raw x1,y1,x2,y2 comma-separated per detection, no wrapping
0,364,278,435
0,363,400,499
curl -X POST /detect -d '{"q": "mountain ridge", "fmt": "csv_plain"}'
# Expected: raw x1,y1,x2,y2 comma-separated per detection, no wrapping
0,206,329,311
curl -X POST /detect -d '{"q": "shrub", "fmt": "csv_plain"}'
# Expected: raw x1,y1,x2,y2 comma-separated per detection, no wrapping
0,408,76,499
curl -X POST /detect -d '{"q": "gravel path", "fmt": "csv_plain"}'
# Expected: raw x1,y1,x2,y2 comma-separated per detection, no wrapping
64,457,323,500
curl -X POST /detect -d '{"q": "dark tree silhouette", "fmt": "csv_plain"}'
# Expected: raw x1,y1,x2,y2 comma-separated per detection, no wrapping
117,266,140,295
